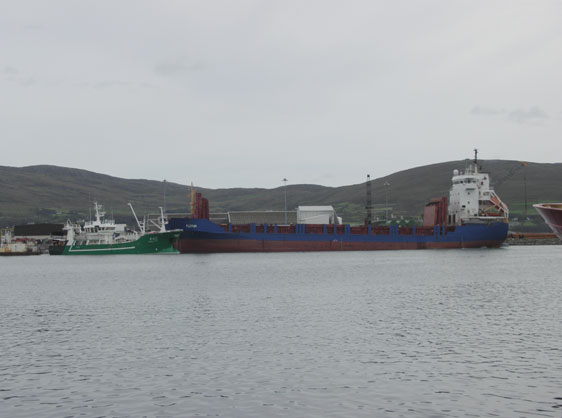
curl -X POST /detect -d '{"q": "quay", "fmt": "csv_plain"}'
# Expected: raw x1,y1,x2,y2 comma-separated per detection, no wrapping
506,232,561,246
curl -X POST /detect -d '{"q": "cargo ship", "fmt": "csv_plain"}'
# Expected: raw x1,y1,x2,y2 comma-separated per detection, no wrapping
58,202,181,255
169,156,509,253
533,203,562,242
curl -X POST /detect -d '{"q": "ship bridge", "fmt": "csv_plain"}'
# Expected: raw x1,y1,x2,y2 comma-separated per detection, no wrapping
448,162,508,225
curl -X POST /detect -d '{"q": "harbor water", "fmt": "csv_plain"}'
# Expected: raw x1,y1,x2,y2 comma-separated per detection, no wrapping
1,246,562,417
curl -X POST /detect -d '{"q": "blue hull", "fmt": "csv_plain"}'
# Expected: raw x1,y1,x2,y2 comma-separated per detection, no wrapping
168,218,509,253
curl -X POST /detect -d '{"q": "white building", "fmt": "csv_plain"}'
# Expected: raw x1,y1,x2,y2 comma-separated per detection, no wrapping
297,206,342,225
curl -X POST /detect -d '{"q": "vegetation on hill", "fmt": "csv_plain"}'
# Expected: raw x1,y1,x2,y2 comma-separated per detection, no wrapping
1,159,561,231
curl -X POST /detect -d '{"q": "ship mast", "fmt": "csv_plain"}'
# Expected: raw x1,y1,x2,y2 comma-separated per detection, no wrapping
128,203,145,234
159,206,166,233
94,202,104,224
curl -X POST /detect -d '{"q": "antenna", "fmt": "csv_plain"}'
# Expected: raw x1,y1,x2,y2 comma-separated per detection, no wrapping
473,148,478,164
365,174,372,225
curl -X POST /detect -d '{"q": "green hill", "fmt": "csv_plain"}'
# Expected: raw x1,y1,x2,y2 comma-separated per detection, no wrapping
1,160,561,231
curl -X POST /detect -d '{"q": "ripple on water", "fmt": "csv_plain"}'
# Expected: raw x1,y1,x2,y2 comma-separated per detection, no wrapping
1,247,562,417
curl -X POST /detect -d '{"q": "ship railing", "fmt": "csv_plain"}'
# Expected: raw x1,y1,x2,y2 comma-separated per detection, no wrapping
219,223,451,237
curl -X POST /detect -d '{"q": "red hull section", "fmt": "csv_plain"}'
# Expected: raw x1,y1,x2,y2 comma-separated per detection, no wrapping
534,203,562,242
176,238,503,253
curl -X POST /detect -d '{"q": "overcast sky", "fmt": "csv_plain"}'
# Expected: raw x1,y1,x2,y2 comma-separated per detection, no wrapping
2,1,561,188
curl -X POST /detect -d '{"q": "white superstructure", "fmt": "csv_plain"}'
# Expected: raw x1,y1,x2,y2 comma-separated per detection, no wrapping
448,159,509,225
82,202,127,238
66,202,168,246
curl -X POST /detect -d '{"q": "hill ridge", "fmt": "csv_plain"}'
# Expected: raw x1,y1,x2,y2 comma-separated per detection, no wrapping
1,160,561,229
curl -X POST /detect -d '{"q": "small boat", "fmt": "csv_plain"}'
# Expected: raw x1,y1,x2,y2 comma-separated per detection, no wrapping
533,203,562,242
0,229,41,256
59,202,181,255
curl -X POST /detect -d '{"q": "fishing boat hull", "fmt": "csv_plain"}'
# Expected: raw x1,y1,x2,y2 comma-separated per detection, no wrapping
48,240,66,255
169,218,508,253
62,231,181,255
534,203,562,242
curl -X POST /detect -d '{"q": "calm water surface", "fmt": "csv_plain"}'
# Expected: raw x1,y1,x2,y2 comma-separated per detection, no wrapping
1,246,562,417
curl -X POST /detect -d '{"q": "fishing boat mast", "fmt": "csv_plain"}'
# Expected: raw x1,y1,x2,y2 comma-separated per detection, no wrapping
128,203,145,234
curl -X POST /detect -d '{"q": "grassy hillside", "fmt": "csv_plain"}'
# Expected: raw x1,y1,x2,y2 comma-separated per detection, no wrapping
1,160,561,230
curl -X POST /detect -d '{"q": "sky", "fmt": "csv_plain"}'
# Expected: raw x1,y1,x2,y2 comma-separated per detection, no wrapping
1,0,562,188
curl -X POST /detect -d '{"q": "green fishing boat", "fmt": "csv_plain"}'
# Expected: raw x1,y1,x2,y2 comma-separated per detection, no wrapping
60,202,180,255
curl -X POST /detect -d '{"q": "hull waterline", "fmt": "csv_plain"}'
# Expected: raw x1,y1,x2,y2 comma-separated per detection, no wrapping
171,219,508,254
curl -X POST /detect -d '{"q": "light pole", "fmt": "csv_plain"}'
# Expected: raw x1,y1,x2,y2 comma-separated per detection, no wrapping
283,178,288,225
384,181,390,220
365,174,372,225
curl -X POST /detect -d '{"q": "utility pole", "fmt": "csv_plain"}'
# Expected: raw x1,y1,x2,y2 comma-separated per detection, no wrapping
283,178,288,225
365,174,372,225
523,163,528,219
384,181,390,220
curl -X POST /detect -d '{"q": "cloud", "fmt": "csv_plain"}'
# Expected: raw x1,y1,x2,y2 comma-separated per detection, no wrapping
23,24,44,30
92,80,157,90
471,105,549,125
2,66,36,87
154,58,204,76
93,80,131,89
508,106,548,124
2,66,20,75
470,106,504,116
19,77,36,87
